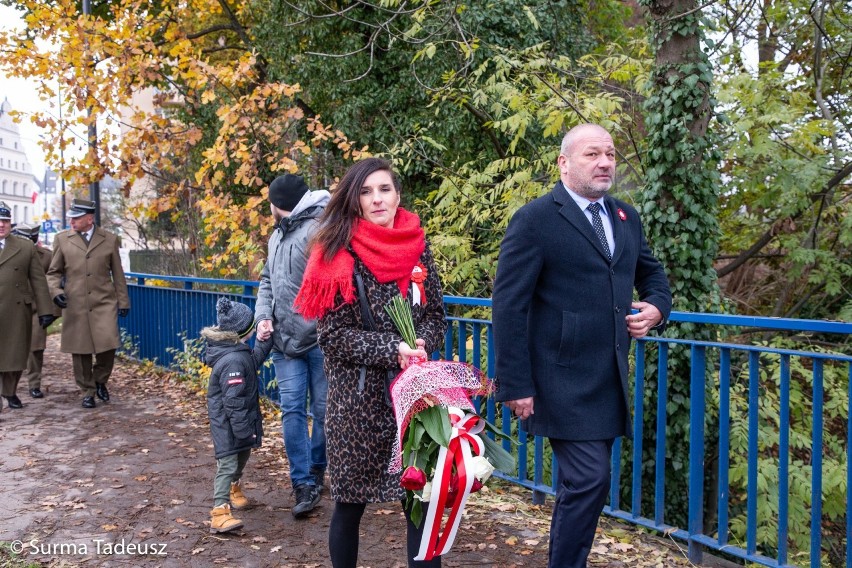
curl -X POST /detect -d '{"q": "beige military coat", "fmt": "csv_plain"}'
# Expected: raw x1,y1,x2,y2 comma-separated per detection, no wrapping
30,244,61,351
0,237,53,371
47,228,130,354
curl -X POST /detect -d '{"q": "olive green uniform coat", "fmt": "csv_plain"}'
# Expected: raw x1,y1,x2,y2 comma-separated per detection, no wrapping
47,228,130,354
30,245,60,351
0,237,53,371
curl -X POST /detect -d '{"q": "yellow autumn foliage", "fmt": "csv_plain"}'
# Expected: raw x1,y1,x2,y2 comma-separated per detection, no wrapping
0,0,368,278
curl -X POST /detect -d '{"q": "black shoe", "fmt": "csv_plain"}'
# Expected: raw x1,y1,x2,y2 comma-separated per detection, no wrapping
5,395,23,409
310,467,326,493
95,383,110,402
291,484,320,518
30,388,44,399
82,396,96,408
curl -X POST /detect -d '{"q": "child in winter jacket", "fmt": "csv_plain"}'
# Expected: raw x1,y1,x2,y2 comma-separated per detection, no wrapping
202,297,272,534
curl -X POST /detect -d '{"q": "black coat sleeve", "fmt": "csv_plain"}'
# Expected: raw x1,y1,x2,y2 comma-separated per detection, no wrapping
492,205,543,402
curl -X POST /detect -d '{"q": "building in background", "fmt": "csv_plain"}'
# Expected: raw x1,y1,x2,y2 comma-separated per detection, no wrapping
0,97,39,225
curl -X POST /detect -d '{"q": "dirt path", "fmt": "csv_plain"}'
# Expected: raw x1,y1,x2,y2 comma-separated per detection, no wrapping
1,336,698,567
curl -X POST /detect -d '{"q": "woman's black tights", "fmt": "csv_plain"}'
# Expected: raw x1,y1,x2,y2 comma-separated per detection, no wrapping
329,501,441,568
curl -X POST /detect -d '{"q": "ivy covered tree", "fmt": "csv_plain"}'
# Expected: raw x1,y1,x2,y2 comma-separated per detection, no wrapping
636,0,724,530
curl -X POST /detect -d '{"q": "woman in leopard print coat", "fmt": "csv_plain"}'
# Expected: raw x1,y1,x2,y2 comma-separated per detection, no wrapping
295,158,448,567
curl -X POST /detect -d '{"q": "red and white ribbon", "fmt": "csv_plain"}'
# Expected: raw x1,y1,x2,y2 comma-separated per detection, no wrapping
415,407,485,561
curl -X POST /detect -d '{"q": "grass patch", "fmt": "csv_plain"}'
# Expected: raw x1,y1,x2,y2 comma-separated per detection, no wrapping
0,542,43,568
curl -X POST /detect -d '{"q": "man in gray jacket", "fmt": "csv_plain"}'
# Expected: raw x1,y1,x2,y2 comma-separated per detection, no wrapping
255,174,329,518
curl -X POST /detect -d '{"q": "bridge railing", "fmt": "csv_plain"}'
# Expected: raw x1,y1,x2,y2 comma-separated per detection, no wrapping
121,272,852,568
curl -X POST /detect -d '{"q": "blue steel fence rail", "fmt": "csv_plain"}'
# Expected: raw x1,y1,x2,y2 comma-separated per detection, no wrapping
122,273,852,567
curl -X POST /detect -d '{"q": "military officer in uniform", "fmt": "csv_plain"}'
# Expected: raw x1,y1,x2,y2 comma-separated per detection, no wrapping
13,223,62,398
47,198,130,408
0,203,55,412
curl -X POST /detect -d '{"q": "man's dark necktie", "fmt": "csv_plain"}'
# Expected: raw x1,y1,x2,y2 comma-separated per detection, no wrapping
79,231,90,247
587,202,612,261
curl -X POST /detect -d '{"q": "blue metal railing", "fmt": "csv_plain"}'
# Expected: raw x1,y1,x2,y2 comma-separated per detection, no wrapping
122,273,852,567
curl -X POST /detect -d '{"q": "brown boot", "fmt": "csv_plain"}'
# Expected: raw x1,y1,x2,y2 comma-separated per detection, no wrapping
230,481,250,510
209,503,243,534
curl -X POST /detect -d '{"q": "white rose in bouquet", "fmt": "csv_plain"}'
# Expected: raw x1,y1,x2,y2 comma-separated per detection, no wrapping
470,455,495,483
416,481,433,502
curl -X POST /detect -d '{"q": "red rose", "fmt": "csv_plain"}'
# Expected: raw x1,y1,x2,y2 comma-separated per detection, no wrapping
400,466,427,491
471,478,483,493
444,474,460,509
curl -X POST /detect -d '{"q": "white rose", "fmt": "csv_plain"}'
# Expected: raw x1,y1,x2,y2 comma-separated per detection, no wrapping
416,481,432,502
470,456,495,483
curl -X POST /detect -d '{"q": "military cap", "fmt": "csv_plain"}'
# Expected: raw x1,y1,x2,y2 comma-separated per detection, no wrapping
12,222,40,239
66,198,97,218
0,201,11,220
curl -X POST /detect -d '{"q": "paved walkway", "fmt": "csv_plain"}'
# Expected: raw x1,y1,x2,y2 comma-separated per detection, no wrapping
0,336,714,567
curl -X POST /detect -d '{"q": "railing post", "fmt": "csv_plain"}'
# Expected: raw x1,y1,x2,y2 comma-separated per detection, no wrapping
532,435,545,505
688,345,706,564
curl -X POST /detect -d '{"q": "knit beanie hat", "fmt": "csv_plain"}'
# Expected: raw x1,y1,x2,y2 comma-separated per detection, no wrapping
216,297,255,337
268,174,309,212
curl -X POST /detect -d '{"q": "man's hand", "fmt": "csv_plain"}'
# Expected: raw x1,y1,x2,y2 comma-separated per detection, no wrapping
38,315,56,329
53,294,67,309
257,319,273,341
118,308,129,318
626,301,663,339
505,397,535,420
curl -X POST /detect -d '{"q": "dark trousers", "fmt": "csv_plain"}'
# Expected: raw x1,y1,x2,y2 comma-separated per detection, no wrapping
0,370,23,397
329,500,441,568
72,350,116,397
548,438,615,568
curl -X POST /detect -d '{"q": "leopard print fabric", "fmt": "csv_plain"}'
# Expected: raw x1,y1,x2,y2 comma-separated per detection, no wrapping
317,244,447,503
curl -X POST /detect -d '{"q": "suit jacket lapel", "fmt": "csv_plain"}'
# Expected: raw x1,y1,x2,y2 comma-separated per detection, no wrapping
605,195,625,262
552,182,612,262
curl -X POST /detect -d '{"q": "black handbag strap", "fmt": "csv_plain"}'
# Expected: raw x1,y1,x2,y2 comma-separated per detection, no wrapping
353,270,395,407
354,272,378,332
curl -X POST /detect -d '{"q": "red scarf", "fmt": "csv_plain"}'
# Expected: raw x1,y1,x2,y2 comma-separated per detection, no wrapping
294,208,426,320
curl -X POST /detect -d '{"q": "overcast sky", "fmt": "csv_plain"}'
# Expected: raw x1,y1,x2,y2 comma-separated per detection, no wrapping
0,4,51,176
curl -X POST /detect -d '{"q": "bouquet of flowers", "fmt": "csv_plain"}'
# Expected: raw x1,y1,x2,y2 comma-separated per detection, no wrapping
386,295,515,561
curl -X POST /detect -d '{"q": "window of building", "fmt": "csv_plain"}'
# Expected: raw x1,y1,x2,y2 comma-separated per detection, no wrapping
24,206,28,221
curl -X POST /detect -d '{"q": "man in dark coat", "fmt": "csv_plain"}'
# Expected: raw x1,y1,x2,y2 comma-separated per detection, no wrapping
0,203,55,411
492,123,672,568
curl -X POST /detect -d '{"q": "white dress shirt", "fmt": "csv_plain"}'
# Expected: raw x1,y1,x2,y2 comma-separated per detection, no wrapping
563,186,615,255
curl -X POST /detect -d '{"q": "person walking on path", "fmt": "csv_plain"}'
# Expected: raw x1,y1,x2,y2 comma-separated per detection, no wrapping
294,157,448,568
13,223,62,399
255,174,330,518
492,123,672,568
0,203,55,412
203,297,273,533
46,198,130,409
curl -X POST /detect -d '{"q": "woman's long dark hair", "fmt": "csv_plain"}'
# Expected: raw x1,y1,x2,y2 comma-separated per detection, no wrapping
312,157,401,262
